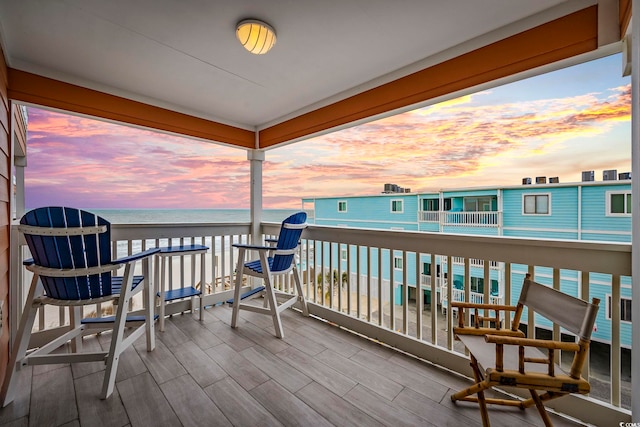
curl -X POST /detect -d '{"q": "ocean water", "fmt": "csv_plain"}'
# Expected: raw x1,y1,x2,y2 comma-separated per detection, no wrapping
91,208,302,224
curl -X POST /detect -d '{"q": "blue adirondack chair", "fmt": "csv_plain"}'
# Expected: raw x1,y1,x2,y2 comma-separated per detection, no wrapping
229,212,308,338
0,207,159,406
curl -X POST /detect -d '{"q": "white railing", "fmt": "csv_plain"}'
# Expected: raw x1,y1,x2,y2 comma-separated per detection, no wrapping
440,286,503,306
450,256,500,269
418,211,440,222
11,221,632,425
11,222,252,343
418,210,500,227
261,223,632,425
419,274,446,288
443,211,499,226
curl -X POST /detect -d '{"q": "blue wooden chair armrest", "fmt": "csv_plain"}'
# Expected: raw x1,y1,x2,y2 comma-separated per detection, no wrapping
113,248,160,265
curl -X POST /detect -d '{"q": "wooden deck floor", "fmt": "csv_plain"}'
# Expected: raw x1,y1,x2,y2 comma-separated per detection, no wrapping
0,303,586,427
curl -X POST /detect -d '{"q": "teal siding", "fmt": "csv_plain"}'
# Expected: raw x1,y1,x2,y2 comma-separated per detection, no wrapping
442,226,498,236
581,185,631,242
314,195,418,230
502,187,579,235
419,222,440,232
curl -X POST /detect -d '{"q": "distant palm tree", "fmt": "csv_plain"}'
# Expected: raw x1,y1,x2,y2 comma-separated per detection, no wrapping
317,269,349,303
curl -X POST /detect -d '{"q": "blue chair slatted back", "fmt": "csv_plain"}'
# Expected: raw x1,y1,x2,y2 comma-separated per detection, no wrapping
21,207,113,300
271,212,307,273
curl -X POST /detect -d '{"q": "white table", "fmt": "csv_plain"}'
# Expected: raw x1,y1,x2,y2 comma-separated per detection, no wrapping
156,244,208,331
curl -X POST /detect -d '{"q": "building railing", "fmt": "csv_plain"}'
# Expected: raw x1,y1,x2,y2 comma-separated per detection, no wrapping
443,211,499,226
10,222,252,346
418,211,440,222
450,256,500,269
440,286,502,307
418,210,500,227
262,222,631,425
11,221,632,425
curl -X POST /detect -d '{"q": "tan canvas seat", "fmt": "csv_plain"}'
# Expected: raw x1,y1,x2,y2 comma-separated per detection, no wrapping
451,274,599,427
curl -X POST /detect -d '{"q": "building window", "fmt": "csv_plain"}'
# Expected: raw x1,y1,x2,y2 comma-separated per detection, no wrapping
464,196,495,212
341,249,347,261
422,199,439,211
607,295,632,322
338,201,347,212
607,191,632,216
422,262,431,275
523,194,550,215
394,256,403,270
391,199,403,213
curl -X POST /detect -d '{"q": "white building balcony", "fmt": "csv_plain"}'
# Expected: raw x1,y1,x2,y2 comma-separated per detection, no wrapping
419,210,501,228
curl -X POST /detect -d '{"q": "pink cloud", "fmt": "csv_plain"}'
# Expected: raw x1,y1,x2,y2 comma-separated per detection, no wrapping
24,82,631,210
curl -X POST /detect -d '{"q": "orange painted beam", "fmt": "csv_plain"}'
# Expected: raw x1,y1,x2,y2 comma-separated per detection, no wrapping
7,70,255,149
259,6,598,148
619,0,631,36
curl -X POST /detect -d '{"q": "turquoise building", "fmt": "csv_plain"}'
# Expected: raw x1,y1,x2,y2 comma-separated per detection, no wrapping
302,175,632,347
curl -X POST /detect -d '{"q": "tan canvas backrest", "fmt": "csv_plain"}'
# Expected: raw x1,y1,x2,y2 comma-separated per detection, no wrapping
519,277,599,341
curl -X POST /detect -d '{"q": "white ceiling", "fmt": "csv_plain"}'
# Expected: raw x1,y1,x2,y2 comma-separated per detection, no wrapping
0,0,596,130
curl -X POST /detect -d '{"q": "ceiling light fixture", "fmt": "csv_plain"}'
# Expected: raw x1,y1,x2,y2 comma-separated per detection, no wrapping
236,19,277,55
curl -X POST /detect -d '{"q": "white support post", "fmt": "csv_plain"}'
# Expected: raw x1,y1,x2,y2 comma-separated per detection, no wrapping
14,157,26,220
9,106,27,350
248,149,265,244
248,149,265,290
631,1,640,421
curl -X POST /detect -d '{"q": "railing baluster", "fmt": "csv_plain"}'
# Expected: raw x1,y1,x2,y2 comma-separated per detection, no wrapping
356,245,361,319
527,265,535,339
329,241,334,308
581,272,590,381
366,246,372,322
377,247,383,326
402,250,408,334
416,251,422,340
389,249,395,332
431,253,437,344
338,244,343,313
319,240,324,307
553,268,561,364
611,274,621,406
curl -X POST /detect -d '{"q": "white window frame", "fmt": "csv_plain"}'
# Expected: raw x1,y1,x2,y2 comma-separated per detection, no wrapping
394,256,403,270
391,199,404,213
606,294,632,323
606,190,632,216
338,200,348,213
522,193,551,215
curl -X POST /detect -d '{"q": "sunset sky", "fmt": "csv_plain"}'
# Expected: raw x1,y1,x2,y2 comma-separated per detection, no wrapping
25,53,631,210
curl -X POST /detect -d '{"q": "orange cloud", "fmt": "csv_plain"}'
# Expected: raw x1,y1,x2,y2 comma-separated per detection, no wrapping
24,77,631,210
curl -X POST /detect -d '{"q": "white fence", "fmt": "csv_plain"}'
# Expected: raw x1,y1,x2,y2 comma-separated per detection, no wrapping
419,210,501,228
11,221,632,425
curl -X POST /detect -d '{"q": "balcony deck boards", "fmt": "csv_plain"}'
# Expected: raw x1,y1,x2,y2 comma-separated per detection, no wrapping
0,304,586,427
